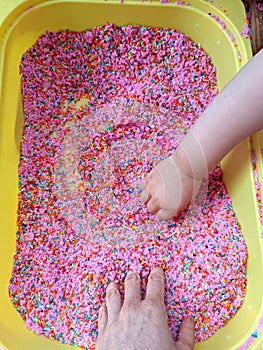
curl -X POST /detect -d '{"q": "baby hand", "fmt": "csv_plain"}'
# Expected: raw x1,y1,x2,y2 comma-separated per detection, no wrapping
140,153,202,220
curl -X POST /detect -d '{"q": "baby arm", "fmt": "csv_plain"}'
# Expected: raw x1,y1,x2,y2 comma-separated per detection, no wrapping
141,49,263,220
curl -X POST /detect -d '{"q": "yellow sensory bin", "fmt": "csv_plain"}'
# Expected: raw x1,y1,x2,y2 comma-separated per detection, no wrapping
0,1,262,349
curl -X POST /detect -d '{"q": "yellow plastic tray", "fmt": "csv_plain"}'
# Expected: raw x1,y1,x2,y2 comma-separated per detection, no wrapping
0,1,262,349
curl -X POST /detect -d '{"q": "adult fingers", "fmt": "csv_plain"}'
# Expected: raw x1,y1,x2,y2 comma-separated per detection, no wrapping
124,271,141,306
176,317,195,350
106,282,122,320
97,301,108,335
145,267,165,302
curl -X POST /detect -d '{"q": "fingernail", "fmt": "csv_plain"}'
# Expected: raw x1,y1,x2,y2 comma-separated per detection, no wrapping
107,288,117,299
99,305,107,317
126,271,138,281
150,267,163,279
150,273,162,280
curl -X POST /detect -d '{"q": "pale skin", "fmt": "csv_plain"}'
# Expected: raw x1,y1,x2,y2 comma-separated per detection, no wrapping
141,48,263,220
96,267,195,350
96,49,263,350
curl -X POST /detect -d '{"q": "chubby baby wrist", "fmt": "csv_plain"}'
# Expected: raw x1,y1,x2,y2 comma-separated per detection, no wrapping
171,144,208,181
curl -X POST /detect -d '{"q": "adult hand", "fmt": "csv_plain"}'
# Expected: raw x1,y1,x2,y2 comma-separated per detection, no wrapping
96,267,195,350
